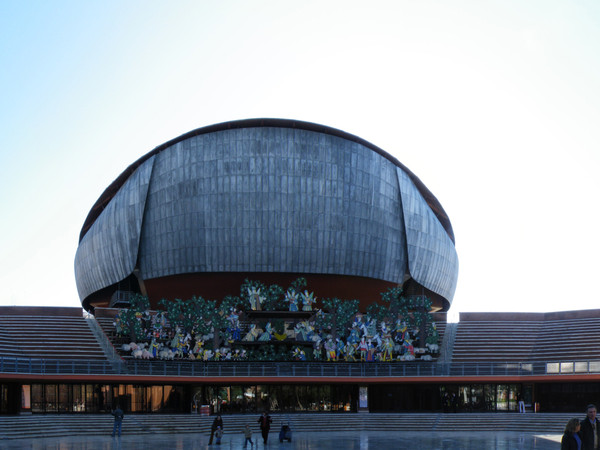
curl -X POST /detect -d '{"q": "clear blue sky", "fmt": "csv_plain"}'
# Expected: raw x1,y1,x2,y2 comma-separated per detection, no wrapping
1,1,599,315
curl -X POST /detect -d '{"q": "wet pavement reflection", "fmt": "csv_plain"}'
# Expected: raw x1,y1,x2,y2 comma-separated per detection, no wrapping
0,431,563,449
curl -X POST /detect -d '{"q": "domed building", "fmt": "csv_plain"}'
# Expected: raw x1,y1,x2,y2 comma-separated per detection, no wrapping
5,119,600,420
75,118,458,313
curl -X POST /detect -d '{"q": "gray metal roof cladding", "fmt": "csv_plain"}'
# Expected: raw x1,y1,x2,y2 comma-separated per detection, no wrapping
74,119,458,309
79,119,454,243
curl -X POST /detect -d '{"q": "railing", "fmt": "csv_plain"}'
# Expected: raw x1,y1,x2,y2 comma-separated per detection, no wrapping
0,358,119,375
2,356,600,377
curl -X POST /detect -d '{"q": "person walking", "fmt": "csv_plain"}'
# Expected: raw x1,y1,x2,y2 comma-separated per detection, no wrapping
111,404,124,437
562,418,582,450
517,394,526,413
215,426,223,445
243,424,254,448
209,414,224,445
580,404,600,450
257,411,272,445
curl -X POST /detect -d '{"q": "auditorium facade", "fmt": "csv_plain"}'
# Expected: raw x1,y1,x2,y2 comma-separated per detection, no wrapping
2,120,599,415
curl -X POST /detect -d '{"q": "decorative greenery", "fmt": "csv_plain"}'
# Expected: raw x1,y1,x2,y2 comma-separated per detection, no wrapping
366,302,387,324
410,296,432,328
186,296,218,336
290,277,307,293
130,294,150,312
380,286,410,320
426,322,440,346
114,278,439,363
317,298,360,338
158,298,184,331
119,294,150,340
264,284,285,310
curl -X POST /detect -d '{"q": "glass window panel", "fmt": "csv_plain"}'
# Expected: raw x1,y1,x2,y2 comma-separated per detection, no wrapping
458,386,469,410
256,385,269,413
227,386,245,414
73,385,83,412
58,384,70,412
470,385,484,411
84,384,94,411
508,385,518,411
103,385,113,411
560,362,574,373
21,385,31,411
31,384,44,413
146,386,159,412
243,386,256,414
1,385,8,413
268,385,282,412
484,385,495,412
319,385,331,411
165,386,184,412
331,384,356,412
126,385,138,412
45,385,57,413
496,385,508,411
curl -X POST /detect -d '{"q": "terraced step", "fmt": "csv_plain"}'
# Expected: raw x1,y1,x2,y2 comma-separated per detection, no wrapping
0,412,577,440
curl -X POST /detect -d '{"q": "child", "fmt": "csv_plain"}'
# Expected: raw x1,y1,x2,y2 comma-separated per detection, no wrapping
243,424,253,448
215,426,223,445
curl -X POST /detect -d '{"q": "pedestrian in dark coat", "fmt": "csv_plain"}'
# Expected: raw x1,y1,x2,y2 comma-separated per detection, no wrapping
258,411,272,444
111,405,124,437
562,418,582,450
209,414,223,445
581,404,600,450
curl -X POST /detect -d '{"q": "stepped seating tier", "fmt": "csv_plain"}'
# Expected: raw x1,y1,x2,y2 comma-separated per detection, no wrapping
0,308,107,361
0,412,577,440
452,311,600,364
6,306,600,371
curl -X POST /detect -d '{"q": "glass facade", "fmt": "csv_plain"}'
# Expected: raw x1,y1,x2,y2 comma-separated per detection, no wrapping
536,382,600,412
9,383,356,414
198,384,356,414
1,384,7,412
370,384,524,412
27,384,185,414
1,381,596,414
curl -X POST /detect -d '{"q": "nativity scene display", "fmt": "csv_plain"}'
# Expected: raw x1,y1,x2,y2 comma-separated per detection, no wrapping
113,278,440,363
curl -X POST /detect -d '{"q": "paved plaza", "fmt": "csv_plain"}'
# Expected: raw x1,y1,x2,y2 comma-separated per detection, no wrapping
1,431,564,449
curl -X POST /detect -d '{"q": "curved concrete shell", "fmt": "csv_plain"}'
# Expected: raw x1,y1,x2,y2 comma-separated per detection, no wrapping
75,119,458,311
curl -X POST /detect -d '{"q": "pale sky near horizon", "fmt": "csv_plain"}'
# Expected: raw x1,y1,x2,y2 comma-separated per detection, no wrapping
1,1,599,317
